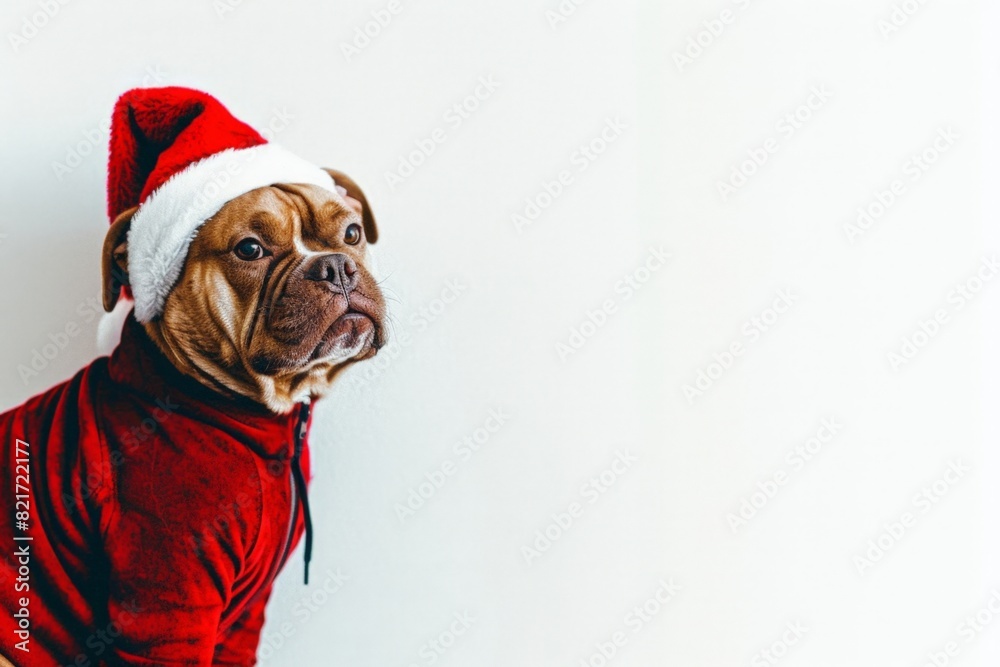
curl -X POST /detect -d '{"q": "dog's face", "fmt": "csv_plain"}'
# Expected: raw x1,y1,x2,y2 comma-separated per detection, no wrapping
102,170,386,412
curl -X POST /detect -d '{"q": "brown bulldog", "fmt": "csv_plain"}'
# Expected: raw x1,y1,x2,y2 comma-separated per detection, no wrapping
102,169,385,413
0,87,390,665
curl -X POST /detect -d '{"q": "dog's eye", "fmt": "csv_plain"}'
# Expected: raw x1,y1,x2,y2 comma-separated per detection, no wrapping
344,223,362,246
234,238,265,261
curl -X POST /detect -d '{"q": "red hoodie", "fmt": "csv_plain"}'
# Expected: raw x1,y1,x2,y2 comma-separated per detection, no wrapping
0,317,312,666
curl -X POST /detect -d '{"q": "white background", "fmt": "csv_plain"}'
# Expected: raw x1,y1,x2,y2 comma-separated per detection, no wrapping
1,0,998,665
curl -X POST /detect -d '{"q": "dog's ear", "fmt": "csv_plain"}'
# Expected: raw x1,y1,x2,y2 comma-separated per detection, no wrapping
102,206,137,312
323,168,378,244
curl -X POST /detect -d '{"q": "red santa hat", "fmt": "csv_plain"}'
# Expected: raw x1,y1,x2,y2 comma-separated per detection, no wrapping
107,86,338,323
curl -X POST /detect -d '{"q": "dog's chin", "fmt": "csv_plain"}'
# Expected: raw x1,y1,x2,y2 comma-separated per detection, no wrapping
312,312,379,363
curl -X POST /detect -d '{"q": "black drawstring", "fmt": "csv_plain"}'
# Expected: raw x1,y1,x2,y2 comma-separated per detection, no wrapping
291,401,313,585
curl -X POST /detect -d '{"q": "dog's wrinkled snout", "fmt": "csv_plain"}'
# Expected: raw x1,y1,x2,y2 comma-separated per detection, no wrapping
305,253,358,291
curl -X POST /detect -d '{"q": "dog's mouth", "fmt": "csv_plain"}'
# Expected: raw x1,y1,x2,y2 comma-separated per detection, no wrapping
312,309,381,362
249,290,385,376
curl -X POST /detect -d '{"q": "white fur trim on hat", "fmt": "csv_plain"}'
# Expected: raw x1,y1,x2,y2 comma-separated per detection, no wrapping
127,143,337,322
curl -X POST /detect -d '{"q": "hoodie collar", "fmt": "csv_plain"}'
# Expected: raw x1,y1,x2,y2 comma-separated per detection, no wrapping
106,315,300,459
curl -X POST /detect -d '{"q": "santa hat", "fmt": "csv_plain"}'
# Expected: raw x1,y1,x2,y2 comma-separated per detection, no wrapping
106,86,337,324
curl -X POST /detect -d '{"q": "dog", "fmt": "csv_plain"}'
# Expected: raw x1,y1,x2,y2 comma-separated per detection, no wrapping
103,172,385,414
0,88,386,665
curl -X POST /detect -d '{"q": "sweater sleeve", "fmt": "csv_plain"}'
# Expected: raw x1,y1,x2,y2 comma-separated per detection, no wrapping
98,434,259,666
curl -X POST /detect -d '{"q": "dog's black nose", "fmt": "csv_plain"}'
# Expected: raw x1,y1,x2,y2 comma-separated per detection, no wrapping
305,254,359,291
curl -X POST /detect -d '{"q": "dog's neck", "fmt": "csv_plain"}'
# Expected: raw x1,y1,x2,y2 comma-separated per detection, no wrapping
141,321,346,414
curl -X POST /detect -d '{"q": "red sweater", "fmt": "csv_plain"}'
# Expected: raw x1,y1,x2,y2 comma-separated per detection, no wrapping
0,318,312,665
